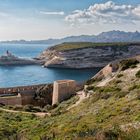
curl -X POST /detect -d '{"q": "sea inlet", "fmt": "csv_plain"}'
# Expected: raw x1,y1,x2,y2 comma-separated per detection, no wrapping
0,43,101,87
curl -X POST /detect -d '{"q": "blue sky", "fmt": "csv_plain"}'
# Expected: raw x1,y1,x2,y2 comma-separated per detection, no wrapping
0,0,139,40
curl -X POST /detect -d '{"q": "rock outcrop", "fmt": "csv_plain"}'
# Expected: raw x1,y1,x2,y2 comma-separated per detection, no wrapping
38,42,140,69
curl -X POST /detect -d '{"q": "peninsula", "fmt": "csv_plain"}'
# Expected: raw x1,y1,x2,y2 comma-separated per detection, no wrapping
38,42,140,69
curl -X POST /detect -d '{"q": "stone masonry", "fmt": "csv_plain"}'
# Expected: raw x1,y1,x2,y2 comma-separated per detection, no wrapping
52,80,76,105
0,80,77,106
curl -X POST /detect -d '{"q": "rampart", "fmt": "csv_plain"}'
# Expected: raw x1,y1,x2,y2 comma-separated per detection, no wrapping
93,62,119,80
0,84,46,106
0,84,46,95
0,93,22,106
0,80,79,106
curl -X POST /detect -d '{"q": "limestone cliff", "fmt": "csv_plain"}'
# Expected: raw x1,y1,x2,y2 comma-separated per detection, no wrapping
38,42,140,68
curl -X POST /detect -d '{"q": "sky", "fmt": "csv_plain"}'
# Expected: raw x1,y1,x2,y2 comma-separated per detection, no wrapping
0,0,140,40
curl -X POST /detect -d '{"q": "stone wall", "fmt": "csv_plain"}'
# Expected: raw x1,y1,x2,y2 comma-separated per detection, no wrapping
52,80,76,105
0,93,22,105
20,90,35,105
0,84,46,95
0,84,46,106
93,62,119,80
0,80,77,106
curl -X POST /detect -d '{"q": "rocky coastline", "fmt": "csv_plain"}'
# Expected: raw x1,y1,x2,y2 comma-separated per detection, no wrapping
38,42,140,69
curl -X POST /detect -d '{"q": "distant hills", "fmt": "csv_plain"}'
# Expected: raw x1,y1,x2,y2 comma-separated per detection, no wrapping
1,30,140,44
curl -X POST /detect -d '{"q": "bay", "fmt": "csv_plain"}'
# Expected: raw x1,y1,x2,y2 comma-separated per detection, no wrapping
0,43,101,87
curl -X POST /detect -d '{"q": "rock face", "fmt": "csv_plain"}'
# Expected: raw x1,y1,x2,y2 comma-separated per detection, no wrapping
38,43,140,69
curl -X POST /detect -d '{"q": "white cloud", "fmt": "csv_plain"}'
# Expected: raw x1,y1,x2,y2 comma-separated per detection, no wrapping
65,1,140,25
40,11,65,16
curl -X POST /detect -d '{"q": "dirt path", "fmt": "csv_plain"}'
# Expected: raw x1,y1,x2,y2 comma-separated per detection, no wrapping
0,107,50,117
67,91,89,110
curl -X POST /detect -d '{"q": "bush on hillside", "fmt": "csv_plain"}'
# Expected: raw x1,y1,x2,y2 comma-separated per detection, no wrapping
129,84,140,91
136,93,140,100
86,86,95,91
136,70,140,78
13,105,23,111
23,105,42,112
86,78,96,85
120,59,139,71
42,104,53,112
115,91,128,98
117,74,123,78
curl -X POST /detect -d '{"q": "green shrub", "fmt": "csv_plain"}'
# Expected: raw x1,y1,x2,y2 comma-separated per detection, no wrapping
136,70,140,78
0,103,5,107
42,104,53,112
13,105,23,111
95,125,122,140
101,93,111,100
129,84,140,91
115,92,128,98
117,74,123,78
136,93,140,100
123,129,140,140
23,105,42,112
130,65,137,68
86,86,95,91
120,59,139,71
103,86,121,93
121,107,130,113
86,78,96,85
115,80,122,84
50,109,61,116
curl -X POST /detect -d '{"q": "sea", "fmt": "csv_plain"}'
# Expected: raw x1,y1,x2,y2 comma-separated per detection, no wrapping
0,43,101,88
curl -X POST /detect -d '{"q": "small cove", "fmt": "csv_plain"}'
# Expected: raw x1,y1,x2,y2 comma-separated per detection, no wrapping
0,43,101,87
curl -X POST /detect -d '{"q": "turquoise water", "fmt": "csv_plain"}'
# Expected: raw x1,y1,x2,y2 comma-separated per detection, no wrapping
0,43,101,88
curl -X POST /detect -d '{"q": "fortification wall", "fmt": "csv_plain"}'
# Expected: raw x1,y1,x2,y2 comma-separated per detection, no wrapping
0,94,22,105
0,84,46,106
93,62,119,80
52,80,76,105
0,80,77,106
20,90,35,105
0,84,46,95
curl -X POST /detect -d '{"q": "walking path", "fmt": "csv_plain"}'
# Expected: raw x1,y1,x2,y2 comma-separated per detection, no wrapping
0,107,50,117
67,90,89,110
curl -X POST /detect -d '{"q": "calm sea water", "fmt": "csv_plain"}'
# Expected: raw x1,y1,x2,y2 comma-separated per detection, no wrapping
0,43,101,88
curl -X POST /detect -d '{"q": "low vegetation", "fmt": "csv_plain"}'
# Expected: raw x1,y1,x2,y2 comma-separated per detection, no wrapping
1,57,140,139
135,70,140,78
119,58,139,70
117,73,123,78
50,42,139,51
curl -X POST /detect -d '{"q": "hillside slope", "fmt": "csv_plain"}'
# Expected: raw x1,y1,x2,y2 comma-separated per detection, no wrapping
38,42,140,68
1,56,140,139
